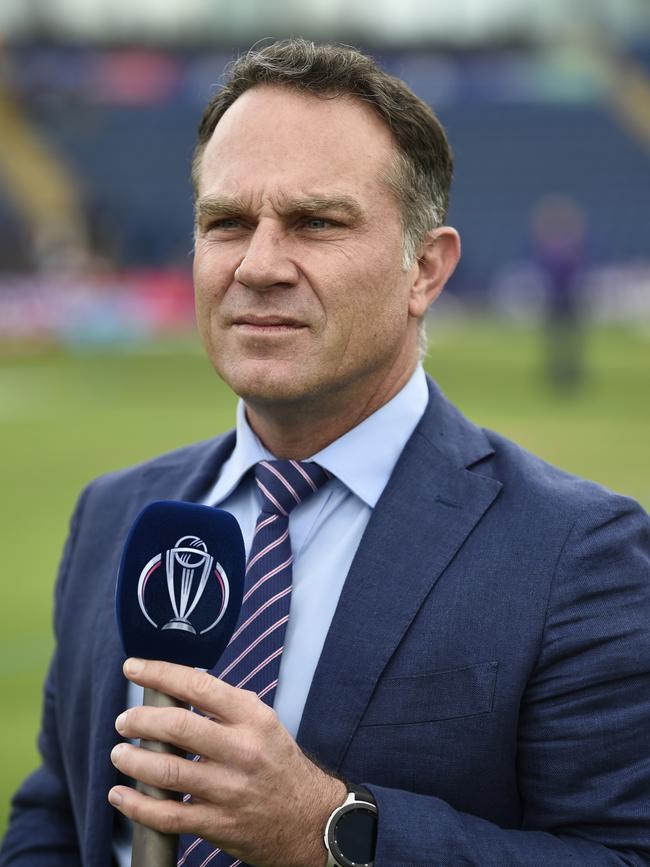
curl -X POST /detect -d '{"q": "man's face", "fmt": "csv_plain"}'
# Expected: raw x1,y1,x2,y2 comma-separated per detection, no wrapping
193,85,422,413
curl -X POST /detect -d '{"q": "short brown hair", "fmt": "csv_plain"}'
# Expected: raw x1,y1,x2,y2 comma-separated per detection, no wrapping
192,39,453,265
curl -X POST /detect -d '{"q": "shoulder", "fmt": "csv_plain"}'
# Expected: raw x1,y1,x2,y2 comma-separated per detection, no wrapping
90,437,221,488
480,426,647,531
468,429,649,592
420,377,646,530
464,431,649,656
53,431,236,598
77,430,236,519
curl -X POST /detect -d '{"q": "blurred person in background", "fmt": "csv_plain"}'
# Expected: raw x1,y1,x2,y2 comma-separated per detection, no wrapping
2,39,650,867
532,194,588,393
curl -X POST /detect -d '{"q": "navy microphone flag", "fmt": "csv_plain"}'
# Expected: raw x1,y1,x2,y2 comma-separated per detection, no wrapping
116,500,245,669
114,501,246,867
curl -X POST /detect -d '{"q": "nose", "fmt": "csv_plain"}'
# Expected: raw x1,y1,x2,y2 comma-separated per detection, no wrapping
235,221,300,291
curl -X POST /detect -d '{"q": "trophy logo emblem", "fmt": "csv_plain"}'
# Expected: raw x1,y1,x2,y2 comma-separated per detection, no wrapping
137,535,230,635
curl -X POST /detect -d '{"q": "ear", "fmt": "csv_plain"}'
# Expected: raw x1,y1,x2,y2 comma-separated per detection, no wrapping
408,227,461,319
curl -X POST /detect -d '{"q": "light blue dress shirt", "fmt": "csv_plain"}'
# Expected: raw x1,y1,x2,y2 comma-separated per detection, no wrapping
115,365,428,866
202,363,429,737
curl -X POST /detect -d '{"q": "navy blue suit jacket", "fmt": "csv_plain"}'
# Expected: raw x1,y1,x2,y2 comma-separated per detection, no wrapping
3,379,650,866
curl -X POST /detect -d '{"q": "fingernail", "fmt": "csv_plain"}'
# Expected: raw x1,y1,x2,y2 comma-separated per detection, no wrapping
108,788,123,806
115,711,128,733
125,657,144,675
111,744,124,764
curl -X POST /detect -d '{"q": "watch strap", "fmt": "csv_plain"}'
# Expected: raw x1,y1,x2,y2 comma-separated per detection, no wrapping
350,785,375,805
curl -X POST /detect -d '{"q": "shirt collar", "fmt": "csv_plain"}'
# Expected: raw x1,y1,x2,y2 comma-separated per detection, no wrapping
207,365,429,509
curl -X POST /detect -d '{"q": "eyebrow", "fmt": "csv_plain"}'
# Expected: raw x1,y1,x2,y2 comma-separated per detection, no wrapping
280,196,365,222
195,194,365,225
195,196,247,223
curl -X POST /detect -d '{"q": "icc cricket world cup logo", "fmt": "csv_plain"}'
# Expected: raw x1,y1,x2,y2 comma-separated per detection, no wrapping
137,536,230,635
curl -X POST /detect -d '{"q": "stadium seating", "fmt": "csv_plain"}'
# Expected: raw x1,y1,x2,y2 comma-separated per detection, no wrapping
1,46,649,295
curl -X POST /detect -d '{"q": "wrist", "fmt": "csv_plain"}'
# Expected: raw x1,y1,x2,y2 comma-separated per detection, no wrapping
293,773,347,867
317,778,349,866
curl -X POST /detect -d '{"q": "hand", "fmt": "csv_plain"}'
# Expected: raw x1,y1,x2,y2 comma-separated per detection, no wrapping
108,658,347,867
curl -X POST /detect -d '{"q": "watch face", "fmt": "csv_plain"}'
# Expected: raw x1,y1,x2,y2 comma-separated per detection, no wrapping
333,806,377,865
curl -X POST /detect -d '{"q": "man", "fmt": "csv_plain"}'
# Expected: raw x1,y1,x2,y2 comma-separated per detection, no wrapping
2,39,649,867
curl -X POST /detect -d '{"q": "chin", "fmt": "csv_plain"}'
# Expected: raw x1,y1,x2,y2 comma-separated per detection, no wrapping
237,381,315,406
216,360,316,405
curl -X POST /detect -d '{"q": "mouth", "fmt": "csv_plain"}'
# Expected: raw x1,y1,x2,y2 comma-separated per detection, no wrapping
232,316,307,333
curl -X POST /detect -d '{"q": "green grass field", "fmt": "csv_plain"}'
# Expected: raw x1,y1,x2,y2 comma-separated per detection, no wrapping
1,318,649,836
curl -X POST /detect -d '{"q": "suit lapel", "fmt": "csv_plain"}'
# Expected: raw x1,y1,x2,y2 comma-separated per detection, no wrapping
297,381,502,769
84,433,236,865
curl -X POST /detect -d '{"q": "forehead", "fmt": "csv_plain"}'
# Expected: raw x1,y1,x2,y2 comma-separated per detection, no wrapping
196,85,398,201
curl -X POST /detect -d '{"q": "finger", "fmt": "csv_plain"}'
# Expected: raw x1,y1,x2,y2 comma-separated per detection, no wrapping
107,784,217,840
110,743,220,801
123,658,261,723
115,704,238,759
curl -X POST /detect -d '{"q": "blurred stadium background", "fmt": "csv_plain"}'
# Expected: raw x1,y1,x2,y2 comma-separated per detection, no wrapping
1,0,649,834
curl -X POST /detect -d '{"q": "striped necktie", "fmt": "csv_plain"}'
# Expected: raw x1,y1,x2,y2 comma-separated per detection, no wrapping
178,459,330,867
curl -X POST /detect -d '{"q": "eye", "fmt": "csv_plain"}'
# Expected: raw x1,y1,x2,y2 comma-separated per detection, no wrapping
302,217,336,230
208,218,242,231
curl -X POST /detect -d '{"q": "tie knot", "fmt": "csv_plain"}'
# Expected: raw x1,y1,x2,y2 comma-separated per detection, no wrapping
254,459,329,516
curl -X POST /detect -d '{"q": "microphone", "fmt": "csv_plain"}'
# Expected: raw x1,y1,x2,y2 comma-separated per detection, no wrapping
116,500,245,867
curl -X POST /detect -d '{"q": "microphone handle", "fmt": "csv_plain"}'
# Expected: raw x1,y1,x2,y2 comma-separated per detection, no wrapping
131,687,188,867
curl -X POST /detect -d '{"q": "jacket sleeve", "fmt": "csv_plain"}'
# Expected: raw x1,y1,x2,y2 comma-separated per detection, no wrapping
367,495,650,866
0,489,90,866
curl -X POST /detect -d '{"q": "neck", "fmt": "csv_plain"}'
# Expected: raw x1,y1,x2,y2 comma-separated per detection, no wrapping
243,362,418,459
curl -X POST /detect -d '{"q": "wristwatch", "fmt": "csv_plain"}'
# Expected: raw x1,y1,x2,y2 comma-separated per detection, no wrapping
324,785,378,867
